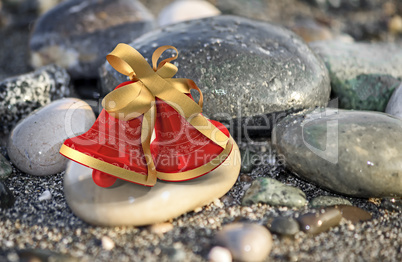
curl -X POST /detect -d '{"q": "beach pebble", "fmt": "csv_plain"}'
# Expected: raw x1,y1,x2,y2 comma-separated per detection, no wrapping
297,208,342,235
149,222,174,235
17,249,79,262
269,216,300,236
303,0,381,11
334,205,372,224
158,0,220,27
63,141,240,226
0,181,15,209
290,18,333,42
386,83,402,119
30,0,155,79
380,197,402,212
101,15,330,137
7,98,95,176
273,108,402,197
161,243,186,261
311,41,402,111
0,65,71,133
309,196,352,208
242,177,307,208
38,190,51,201
208,246,232,262
0,154,12,180
101,236,115,251
215,223,272,262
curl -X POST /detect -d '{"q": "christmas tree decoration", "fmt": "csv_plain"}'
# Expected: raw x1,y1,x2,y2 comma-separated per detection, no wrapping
60,43,239,187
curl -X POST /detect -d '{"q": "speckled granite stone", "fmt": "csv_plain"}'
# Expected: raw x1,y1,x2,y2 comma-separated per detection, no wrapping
100,15,330,137
0,65,71,133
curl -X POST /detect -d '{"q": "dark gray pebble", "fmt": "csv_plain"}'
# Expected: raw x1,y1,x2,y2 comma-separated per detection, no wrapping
0,153,12,180
269,216,300,236
0,181,15,209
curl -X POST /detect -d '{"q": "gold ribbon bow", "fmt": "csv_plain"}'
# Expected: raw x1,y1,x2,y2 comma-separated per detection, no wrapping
102,44,230,186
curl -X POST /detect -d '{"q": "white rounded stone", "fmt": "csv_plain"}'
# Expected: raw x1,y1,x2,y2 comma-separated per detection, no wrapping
216,223,273,262
208,246,232,262
7,98,95,176
63,140,240,226
158,0,221,27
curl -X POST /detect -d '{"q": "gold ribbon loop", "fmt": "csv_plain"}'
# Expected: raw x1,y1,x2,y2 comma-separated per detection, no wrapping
152,45,179,71
102,82,154,121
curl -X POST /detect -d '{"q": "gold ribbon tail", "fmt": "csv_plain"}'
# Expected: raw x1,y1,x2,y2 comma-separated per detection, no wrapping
141,104,157,186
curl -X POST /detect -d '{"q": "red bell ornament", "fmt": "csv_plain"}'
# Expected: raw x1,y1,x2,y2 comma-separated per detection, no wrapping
60,44,238,187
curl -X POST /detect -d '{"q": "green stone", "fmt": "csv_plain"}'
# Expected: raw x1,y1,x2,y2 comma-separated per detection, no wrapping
311,41,402,111
0,154,12,180
309,196,352,208
330,74,400,111
242,177,306,208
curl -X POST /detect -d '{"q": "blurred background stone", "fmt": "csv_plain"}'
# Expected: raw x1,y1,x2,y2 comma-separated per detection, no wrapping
158,0,220,27
29,0,156,79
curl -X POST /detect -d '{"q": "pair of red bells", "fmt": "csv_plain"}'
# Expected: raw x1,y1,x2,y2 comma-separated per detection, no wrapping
60,44,233,187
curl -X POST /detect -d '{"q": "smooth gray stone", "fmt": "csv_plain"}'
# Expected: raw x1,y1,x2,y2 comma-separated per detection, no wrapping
269,216,300,236
386,83,402,119
216,223,272,262
311,41,402,111
242,177,307,208
309,196,352,208
30,0,155,79
7,98,95,176
0,65,71,133
273,108,402,197
0,154,12,180
100,15,330,137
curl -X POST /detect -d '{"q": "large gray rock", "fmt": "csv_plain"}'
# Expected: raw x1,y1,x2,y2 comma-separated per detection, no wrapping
311,41,402,111
30,0,155,79
100,15,330,137
0,65,71,133
273,108,402,198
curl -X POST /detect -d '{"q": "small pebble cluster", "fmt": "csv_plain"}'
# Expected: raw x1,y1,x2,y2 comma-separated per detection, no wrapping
0,0,401,261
